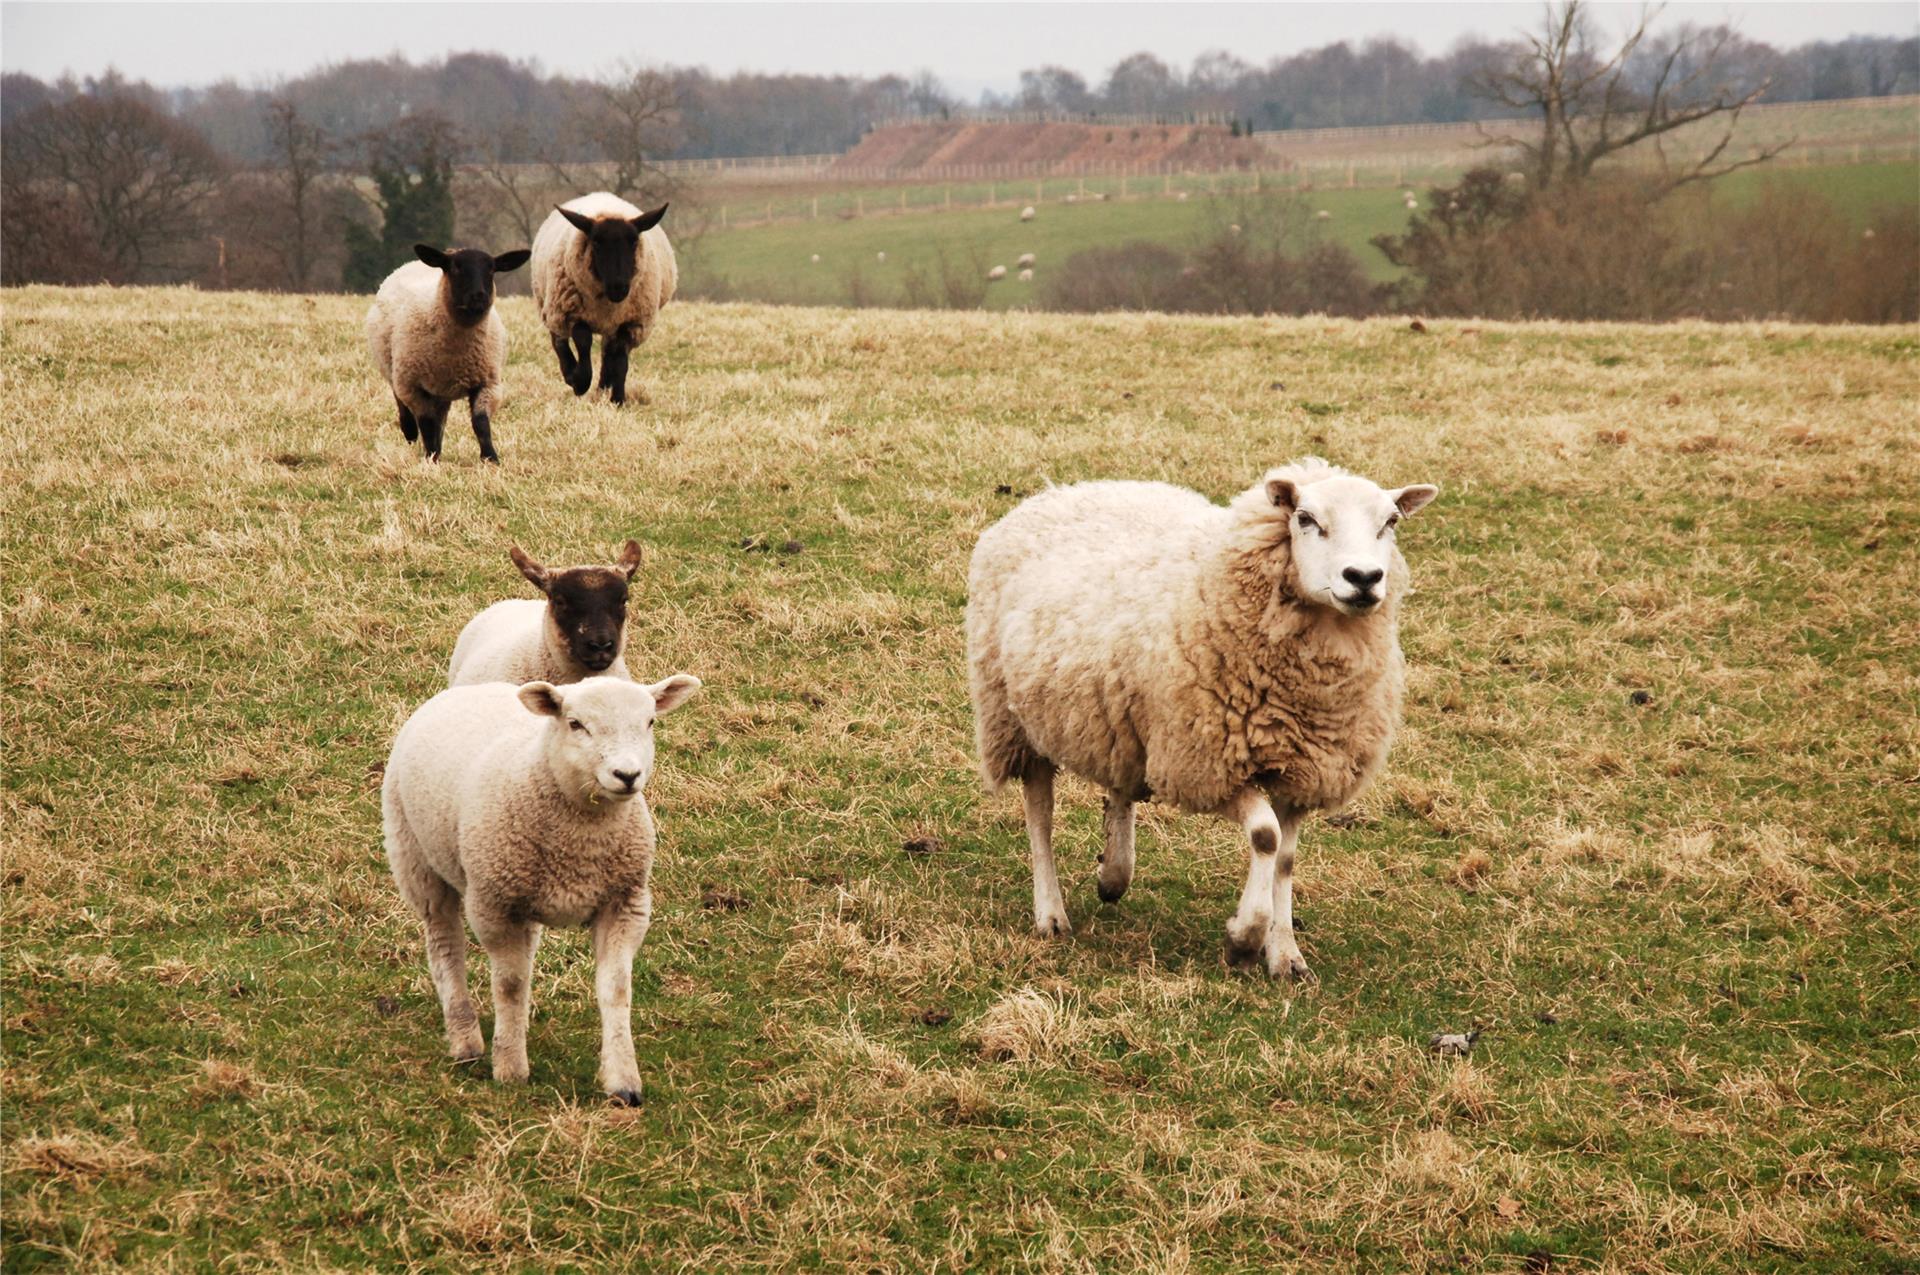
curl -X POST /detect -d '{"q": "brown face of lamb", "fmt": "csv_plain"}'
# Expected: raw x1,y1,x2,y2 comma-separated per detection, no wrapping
414,244,531,327
556,204,667,304
510,541,643,672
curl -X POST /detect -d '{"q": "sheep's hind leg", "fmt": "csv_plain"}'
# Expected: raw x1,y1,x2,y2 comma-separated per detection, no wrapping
599,323,639,406
590,887,653,1107
385,816,483,1061
1096,790,1135,903
1024,759,1070,937
411,397,448,463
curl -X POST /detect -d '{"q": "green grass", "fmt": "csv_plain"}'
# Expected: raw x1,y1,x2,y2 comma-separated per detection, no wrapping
685,162,1919,309
3,290,1917,1270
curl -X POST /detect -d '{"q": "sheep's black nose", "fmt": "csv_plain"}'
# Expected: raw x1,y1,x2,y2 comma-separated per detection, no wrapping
612,769,640,790
587,638,615,654
1343,566,1385,589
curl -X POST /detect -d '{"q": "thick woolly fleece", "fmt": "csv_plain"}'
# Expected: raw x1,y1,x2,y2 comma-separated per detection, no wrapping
447,599,634,688
530,192,678,342
364,261,507,419
967,459,1410,817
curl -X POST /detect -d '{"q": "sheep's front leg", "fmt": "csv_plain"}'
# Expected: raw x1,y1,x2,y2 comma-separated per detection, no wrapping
1265,818,1312,982
567,321,594,396
467,386,500,464
1024,759,1070,937
549,331,578,386
1221,791,1308,979
599,323,639,406
473,915,538,1084
394,396,419,444
590,887,653,1106
1097,790,1135,903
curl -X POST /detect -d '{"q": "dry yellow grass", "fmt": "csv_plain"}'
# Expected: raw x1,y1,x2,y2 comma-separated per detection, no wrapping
1,287,1916,1270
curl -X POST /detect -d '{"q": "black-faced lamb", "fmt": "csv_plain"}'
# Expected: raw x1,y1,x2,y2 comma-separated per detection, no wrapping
448,541,643,687
383,673,701,1103
365,243,530,463
966,458,1438,982
530,193,675,406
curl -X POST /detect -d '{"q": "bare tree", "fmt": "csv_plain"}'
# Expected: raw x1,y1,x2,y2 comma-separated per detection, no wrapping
264,97,331,288
1470,1,1790,192
573,63,686,202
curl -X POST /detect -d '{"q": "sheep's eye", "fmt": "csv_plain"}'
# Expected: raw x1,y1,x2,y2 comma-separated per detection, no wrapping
1381,514,1400,537
1296,512,1320,533
568,719,588,734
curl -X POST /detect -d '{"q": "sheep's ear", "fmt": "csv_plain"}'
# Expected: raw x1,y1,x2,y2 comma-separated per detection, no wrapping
631,203,668,233
646,673,702,716
1392,484,1439,517
557,205,596,236
518,682,564,718
492,248,531,273
509,545,550,594
615,539,643,579
1266,477,1299,510
413,243,450,270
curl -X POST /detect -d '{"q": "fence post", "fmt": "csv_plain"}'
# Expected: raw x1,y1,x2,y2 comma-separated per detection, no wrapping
857,195,864,217
812,196,818,220
946,185,951,210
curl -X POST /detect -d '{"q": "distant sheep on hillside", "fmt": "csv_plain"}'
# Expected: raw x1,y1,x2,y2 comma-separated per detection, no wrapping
1016,253,1035,269
987,265,1007,281
1019,206,1036,222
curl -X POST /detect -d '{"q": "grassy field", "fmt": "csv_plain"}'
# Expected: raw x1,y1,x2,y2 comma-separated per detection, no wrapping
684,162,1920,309
4,289,1918,1271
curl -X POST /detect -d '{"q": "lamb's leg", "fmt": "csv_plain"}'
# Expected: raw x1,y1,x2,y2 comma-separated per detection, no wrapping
1266,819,1313,982
385,816,483,1061
589,887,653,1107
567,322,594,396
1097,790,1135,903
473,914,537,1084
1221,790,1297,974
599,323,639,406
1024,759,1070,937
394,397,418,444
467,386,499,464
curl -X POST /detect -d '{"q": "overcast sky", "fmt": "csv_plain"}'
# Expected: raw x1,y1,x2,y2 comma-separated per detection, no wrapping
3,2,1915,97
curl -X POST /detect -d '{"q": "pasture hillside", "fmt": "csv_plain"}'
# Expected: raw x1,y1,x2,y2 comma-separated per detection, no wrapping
3,290,1917,1271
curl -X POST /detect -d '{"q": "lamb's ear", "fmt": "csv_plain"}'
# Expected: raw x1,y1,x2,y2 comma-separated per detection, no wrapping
509,545,550,594
1392,484,1439,517
518,682,564,718
646,673,702,716
557,205,596,236
631,203,668,233
492,248,531,273
413,243,450,270
1266,477,1299,510
614,539,643,579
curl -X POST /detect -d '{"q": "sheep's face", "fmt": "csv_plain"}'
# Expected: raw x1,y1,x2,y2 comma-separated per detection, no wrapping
512,541,643,673
519,674,701,804
414,244,531,327
1268,473,1438,617
557,204,668,305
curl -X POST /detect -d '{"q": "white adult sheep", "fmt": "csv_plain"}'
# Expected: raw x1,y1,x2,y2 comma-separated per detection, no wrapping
365,244,530,463
967,457,1438,981
987,265,1008,281
383,673,701,1103
448,542,644,687
1016,252,1036,269
531,192,674,406
810,253,821,264
1018,268,1033,282
876,251,887,263
1019,205,1036,222
1316,209,1332,220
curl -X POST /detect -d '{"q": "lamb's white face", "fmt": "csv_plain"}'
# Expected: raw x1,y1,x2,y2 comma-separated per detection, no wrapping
1271,473,1439,617
519,674,702,804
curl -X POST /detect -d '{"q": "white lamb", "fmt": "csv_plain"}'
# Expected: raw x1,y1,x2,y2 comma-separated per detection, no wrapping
967,458,1438,981
365,244,530,463
531,192,675,406
383,673,701,1103
448,542,643,687
1018,268,1033,282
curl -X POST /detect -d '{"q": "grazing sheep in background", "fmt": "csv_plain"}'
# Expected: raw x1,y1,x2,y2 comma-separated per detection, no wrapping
1019,268,1033,282
1229,223,1242,234
1316,209,1332,220
987,265,1008,281
448,541,644,687
877,251,887,263
810,253,821,263
1019,205,1036,222
383,673,701,1104
1405,198,1418,210
966,458,1438,981
531,193,674,406
365,243,530,463
1177,191,1189,201
1016,252,1035,269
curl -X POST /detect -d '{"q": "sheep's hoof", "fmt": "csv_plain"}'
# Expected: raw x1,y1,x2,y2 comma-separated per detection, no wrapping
450,1041,485,1065
607,1088,643,1108
1033,914,1072,939
1276,954,1317,984
1223,923,1268,969
569,372,592,396
1096,877,1129,903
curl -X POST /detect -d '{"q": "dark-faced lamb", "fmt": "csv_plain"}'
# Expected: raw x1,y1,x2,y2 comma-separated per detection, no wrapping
383,673,701,1103
530,193,675,406
448,541,643,686
365,243,530,462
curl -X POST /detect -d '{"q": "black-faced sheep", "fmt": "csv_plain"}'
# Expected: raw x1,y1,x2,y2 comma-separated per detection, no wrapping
966,458,1438,982
530,194,674,406
383,673,701,1103
448,541,644,686
365,244,530,463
